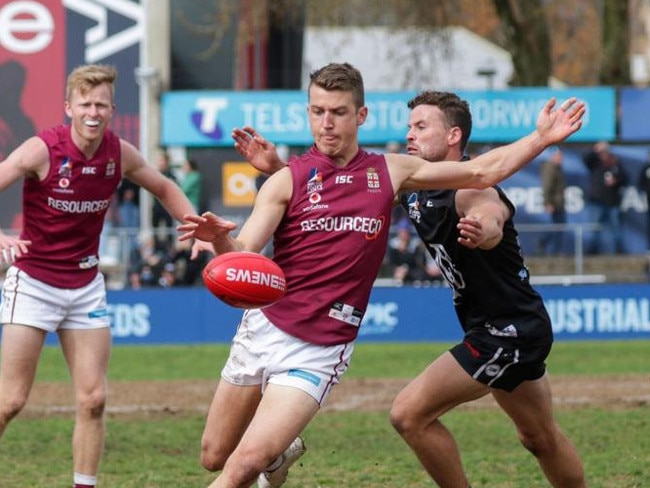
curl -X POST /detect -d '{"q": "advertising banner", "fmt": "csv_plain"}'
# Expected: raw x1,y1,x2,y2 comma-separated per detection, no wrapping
161,87,616,147
619,87,650,142
29,284,650,346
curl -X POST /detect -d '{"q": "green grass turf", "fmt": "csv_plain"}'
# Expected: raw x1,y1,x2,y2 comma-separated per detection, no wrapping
1,340,646,487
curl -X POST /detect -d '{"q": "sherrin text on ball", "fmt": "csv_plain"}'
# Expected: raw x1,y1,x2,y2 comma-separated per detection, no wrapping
224,267,286,291
202,251,287,309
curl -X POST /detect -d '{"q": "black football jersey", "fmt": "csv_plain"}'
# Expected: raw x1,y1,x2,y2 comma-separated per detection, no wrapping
400,186,552,346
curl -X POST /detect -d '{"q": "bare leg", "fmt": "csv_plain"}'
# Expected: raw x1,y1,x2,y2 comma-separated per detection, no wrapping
201,379,263,471
59,328,111,477
0,324,46,436
390,352,488,488
492,375,587,487
208,384,319,488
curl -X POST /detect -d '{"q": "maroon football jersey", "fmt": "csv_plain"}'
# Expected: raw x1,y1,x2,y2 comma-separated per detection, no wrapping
14,125,122,288
263,146,393,345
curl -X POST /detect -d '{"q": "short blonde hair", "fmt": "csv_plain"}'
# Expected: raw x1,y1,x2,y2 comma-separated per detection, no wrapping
66,64,117,101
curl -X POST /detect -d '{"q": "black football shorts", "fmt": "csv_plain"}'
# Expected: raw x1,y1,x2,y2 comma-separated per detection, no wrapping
450,334,552,392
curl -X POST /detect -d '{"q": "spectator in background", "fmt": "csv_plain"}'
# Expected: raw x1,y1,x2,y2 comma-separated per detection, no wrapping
181,158,203,212
638,150,650,250
538,147,567,255
117,181,140,259
157,262,178,288
131,230,166,282
386,218,422,284
118,183,140,229
167,238,208,286
418,247,444,285
98,194,120,265
583,141,628,254
151,150,178,247
127,268,143,290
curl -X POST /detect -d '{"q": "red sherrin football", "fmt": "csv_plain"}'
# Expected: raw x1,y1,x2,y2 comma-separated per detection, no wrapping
202,252,287,309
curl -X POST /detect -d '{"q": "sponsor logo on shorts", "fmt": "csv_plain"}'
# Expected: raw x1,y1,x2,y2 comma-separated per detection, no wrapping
484,322,518,337
88,308,109,319
484,364,502,377
288,369,321,386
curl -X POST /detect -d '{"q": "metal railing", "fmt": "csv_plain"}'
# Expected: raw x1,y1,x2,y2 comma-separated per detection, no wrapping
514,222,603,275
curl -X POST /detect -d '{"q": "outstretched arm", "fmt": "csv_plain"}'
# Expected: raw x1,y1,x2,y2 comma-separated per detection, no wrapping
392,97,585,192
0,137,50,263
232,126,287,175
178,168,292,255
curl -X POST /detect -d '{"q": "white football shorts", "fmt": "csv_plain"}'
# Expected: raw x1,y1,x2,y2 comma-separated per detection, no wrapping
221,308,354,406
0,266,110,332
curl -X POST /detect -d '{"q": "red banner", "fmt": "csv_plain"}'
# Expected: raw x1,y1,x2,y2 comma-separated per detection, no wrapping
0,1,65,153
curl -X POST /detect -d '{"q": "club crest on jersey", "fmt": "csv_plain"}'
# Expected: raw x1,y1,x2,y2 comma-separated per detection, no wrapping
57,158,73,190
307,168,323,193
366,167,381,192
106,160,116,177
406,193,422,223
58,158,72,178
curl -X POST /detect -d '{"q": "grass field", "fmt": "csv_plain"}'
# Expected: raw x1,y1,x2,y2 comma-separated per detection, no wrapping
0,340,647,487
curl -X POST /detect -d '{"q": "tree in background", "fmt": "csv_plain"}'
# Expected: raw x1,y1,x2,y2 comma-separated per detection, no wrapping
176,0,634,88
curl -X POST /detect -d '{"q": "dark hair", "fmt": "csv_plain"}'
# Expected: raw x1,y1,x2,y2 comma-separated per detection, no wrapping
309,62,365,109
407,91,472,152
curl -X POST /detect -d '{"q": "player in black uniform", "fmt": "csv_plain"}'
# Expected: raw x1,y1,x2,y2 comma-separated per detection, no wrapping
388,91,586,487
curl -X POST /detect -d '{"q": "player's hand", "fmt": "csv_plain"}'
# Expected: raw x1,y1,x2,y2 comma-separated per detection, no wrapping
0,232,31,264
232,126,286,175
457,216,483,249
177,212,237,244
189,239,215,260
536,97,585,145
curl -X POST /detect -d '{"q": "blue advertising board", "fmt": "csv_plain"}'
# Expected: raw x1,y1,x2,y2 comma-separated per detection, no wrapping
620,87,650,142
161,87,616,147
24,284,650,346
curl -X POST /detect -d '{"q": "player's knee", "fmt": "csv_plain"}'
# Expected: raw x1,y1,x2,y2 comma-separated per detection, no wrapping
389,401,408,434
76,389,106,418
389,398,420,436
200,438,229,472
518,429,554,458
0,394,29,421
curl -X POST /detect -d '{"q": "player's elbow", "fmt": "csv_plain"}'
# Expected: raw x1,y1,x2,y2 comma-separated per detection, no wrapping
469,167,500,190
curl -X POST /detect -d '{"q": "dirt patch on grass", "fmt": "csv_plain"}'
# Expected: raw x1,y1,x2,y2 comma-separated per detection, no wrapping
21,374,649,419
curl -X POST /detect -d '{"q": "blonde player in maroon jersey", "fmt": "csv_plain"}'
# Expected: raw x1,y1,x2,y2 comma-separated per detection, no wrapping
177,62,585,488
0,64,202,488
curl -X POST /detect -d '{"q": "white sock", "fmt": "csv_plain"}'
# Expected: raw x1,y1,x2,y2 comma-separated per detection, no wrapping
73,472,97,486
